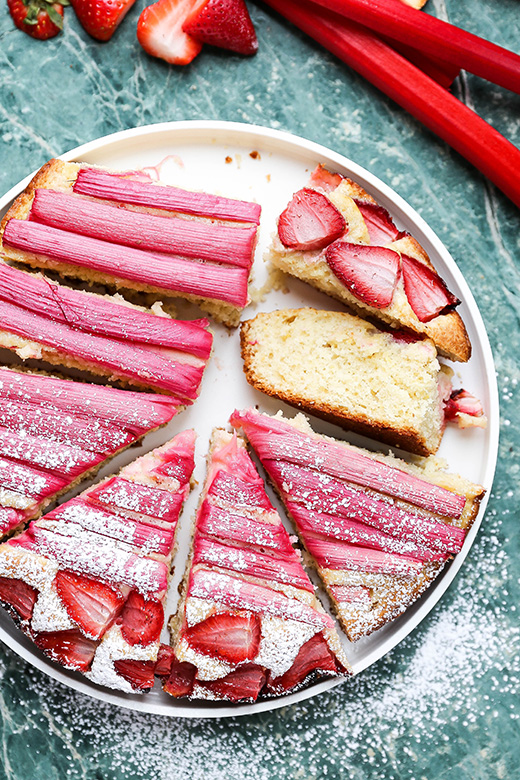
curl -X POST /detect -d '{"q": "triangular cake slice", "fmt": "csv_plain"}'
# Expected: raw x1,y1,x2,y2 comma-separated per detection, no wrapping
0,431,196,693
0,159,261,327
230,409,485,642
268,164,470,362
162,430,350,703
0,263,212,398
0,367,180,540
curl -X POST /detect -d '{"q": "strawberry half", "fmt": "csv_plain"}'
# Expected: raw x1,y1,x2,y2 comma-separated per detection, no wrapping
182,0,258,55
55,570,125,641
137,0,203,65
34,628,97,671
163,660,197,697
70,0,135,40
278,188,347,251
113,659,156,690
0,576,37,622
184,612,261,664
197,663,265,702
154,643,176,678
119,591,164,646
7,0,67,40
325,241,400,308
401,254,460,322
354,201,402,246
265,634,338,695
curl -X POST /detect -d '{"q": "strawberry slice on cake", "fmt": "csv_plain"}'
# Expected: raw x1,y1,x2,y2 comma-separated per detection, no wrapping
230,408,485,642
162,429,350,702
0,367,180,540
0,158,261,326
269,164,470,362
0,432,196,692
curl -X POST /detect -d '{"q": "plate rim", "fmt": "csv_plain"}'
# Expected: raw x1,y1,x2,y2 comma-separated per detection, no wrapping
0,119,500,719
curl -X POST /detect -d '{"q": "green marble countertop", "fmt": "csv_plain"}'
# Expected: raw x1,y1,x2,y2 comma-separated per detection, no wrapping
0,1,519,777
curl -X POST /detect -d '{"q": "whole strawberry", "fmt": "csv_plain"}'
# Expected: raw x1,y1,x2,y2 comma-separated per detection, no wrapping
7,0,69,39
70,0,137,41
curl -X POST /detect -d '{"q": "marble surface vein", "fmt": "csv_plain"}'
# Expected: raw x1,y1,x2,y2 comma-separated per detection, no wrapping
0,0,519,777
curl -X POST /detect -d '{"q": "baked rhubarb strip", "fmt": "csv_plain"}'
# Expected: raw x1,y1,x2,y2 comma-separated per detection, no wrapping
0,367,180,540
231,408,485,641
73,166,262,224
164,429,349,703
0,432,196,693
0,265,211,397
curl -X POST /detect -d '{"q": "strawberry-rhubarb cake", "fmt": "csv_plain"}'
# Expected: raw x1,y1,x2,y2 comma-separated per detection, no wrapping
0,159,261,326
0,366,180,541
231,408,485,641
0,263,212,398
268,164,471,362
0,431,196,692
161,429,350,702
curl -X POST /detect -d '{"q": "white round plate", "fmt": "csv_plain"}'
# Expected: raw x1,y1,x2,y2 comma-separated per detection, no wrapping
0,121,499,718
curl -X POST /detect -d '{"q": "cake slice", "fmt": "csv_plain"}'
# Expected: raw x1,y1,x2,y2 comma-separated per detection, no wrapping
0,263,212,398
0,159,261,326
0,431,196,693
162,430,350,703
0,367,182,540
230,408,485,642
268,164,471,362
240,307,477,456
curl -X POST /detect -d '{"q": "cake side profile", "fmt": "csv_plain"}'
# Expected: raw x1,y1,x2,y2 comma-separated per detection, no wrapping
162,429,350,703
231,408,485,642
0,263,212,398
268,164,471,362
0,431,196,693
241,307,457,456
0,367,180,541
0,159,261,327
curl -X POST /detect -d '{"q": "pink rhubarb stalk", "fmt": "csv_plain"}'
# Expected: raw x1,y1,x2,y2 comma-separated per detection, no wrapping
0,457,67,500
3,220,249,307
74,167,262,225
29,189,257,268
0,427,104,478
189,568,335,629
230,409,467,519
197,503,296,556
207,471,274,511
0,508,28,535
304,533,422,576
88,478,185,523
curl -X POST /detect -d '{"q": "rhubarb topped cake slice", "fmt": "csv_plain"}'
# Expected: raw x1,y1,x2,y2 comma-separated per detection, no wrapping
0,367,181,541
0,431,196,693
231,409,485,642
268,164,471,362
162,429,350,702
0,263,212,398
0,159,261,326
241,308,485,456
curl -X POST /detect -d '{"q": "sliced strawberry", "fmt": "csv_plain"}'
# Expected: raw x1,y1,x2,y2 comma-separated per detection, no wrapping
71,0,135,41
113,659,156,691
197,663,265,702
34,628,97,671
265,633,338,695
183,0,257,55
163,660,197,697
119,591,164,646
308,164,343,192
184,612,261,664
55,570,124,641
325,241,400,308
154,643,176,678
401,254,460,322
0,576,37,622
278,188,346,251
354,201,402,245
137,0,203,65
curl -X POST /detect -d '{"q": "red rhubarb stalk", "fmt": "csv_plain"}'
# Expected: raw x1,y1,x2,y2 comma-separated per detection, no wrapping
88,478,185,523
197,504,295,556
0,427,103,478
74,167,262,225
261,0,520,208
306,0,520,94
0,457,67,500
30,190,257,268
0,508,26,535
304,534,422,576
0,265,212,359
3,221,249,307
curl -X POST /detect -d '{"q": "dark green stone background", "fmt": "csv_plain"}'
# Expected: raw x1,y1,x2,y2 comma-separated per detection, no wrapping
0,1,519,777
